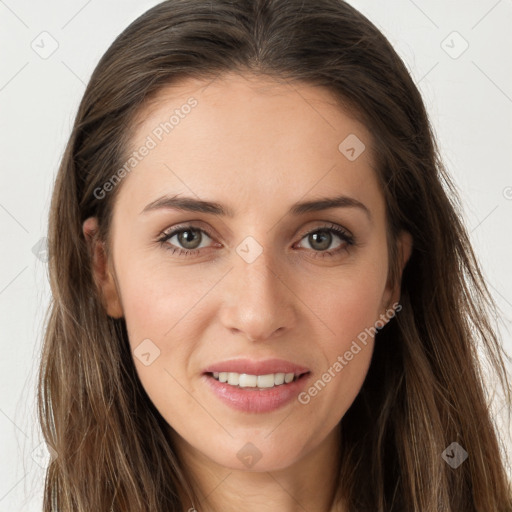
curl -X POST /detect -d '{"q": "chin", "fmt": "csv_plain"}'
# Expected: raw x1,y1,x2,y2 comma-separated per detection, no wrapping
196,433,310,473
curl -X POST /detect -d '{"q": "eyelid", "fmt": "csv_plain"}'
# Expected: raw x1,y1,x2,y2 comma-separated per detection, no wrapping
298,222,352,240
159,221,215,240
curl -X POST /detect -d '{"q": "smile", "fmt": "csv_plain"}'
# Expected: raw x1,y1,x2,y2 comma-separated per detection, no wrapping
210,371,301,388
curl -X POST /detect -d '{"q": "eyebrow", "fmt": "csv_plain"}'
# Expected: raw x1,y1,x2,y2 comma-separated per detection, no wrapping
140,194,372,221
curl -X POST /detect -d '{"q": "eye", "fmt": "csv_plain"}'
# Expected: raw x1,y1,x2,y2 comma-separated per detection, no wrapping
157,225,215,257
295,224,355,258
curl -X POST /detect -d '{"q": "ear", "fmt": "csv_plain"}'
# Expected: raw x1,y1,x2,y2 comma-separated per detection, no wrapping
382,229,413,310
82,217,123,318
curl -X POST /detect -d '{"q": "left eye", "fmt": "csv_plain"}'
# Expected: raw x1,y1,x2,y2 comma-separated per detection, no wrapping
296,227,351,252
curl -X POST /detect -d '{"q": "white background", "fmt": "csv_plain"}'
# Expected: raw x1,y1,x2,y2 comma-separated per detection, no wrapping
0,1,511,509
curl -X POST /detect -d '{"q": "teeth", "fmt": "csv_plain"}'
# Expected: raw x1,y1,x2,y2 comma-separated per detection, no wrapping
211,372,298,388
239,374,257,387
274,373,285,385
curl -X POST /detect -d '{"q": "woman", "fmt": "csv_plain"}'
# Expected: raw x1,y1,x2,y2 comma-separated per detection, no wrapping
38,0,512,510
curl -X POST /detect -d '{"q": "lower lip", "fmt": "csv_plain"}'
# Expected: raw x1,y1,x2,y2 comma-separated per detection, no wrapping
203,373,311,413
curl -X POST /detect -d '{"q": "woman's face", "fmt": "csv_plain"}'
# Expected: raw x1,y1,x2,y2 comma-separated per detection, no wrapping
86,72,411,472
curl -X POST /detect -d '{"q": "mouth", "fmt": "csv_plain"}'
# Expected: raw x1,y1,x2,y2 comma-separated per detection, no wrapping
206,371,309,389
201,358,311,412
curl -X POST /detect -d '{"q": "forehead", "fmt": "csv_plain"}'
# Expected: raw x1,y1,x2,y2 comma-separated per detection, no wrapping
117,72,381,219
130,72,371,148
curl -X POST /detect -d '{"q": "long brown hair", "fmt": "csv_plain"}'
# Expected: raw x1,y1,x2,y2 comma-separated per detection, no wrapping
38,0,512,510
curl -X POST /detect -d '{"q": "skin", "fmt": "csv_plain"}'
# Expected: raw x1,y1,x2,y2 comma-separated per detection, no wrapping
84,72,412,512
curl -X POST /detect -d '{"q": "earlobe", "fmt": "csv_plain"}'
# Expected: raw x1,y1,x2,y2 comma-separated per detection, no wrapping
82,217,124,319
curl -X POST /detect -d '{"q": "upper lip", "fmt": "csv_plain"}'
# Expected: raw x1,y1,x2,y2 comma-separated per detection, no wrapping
203,358,310,376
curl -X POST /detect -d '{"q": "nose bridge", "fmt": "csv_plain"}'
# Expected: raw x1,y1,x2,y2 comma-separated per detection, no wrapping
221,235,293,341
235,238,284,309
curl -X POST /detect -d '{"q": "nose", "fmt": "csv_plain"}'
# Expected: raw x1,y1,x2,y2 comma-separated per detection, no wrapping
219,246,296,342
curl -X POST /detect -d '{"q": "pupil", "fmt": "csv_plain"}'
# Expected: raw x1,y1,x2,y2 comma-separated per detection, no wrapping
310,230,331,251
178,229,201,249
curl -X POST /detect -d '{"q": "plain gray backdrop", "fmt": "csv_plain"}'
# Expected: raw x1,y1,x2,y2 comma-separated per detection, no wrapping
1,1,511,509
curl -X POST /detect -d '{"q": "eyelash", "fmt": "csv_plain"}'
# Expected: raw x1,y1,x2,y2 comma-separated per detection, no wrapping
156,223,356,259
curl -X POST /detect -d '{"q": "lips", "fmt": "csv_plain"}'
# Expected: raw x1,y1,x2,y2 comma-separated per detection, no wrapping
201,358,311,413
202,358,310,376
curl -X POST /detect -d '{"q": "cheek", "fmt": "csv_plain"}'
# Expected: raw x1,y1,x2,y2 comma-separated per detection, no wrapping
300,263,387,411
118,266,207,419
311,261,388,347
118,254,208,344
113,258,203,399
